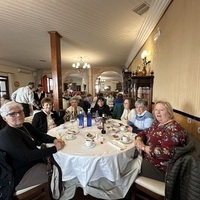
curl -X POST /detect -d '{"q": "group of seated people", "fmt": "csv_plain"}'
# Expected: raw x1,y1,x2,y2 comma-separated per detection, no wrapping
0,93,189,199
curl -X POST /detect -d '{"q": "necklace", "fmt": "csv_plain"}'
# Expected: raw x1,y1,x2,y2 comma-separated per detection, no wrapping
17,126,34,141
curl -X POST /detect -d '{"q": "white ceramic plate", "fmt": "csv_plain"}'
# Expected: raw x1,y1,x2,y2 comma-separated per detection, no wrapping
112,122,121,127
120,137,132,144
83,142,96,149
85,133,95,139
67,128,79,135
111,134,120,140
66,135,76,140
106,127,120,133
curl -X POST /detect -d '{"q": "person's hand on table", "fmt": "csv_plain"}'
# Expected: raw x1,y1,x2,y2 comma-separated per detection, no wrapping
54,139,65,151
49,124,57,130
135,137,150,154
126,125,133,132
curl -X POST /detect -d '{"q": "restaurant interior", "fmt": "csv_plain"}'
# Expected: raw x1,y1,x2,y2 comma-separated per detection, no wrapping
0,0,200,200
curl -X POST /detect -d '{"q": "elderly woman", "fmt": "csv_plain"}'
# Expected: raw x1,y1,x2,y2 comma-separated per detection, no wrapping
135,100,188,181
0,101,65,191
63,96,85,122
120,97,136,124
127,99,154,133
32,97,64,133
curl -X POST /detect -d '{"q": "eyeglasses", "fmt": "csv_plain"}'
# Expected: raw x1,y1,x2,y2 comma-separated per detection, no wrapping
6,110,24,117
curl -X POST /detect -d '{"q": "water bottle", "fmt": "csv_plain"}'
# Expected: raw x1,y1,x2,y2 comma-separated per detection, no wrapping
87,109,92,127
78,110,84,128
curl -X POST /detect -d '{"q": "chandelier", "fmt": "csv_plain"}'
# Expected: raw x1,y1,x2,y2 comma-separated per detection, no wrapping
72,57,90,73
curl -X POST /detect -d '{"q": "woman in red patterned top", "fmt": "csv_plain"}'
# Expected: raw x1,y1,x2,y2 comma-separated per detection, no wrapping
135,100,188,181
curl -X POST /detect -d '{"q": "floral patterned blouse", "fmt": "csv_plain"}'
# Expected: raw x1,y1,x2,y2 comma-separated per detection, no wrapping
137,120,188,172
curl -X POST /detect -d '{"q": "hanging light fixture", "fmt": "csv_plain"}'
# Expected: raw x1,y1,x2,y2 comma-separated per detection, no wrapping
72,57,91,73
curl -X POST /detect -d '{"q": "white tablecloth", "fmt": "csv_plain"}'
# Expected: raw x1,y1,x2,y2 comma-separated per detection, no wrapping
48,119,142,199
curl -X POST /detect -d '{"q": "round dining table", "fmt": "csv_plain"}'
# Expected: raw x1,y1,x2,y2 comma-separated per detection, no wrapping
47,119,142,200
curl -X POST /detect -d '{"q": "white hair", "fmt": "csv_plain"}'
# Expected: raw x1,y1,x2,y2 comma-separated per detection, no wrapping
0,101,23,117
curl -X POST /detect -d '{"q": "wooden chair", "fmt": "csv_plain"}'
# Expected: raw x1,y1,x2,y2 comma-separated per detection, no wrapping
131,176,165,200
13,182,52,200
13,154,61,200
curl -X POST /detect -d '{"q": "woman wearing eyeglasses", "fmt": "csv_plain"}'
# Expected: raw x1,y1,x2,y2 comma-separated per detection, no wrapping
126,99,154,133
0,101,65,193
120,97,136,124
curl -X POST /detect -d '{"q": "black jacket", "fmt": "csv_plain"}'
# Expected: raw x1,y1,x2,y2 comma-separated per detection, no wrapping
0,123,57,186
165,136,200,200
32,110,64,133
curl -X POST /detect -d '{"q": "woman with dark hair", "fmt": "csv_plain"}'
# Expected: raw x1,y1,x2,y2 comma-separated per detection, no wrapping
91,97,111,117
32,97,64,133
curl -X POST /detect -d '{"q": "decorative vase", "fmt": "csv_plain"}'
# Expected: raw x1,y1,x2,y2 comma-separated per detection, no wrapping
142,66,147,76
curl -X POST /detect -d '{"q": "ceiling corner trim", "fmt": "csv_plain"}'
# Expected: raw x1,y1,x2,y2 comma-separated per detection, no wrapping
125,0,172,68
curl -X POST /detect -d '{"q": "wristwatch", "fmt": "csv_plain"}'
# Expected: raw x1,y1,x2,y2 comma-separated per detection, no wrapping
142,145,146,151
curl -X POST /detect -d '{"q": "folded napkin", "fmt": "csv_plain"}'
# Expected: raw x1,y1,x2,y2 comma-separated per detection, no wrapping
107,141,126,151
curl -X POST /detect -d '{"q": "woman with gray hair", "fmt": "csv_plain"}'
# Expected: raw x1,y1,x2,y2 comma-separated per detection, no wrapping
127,99,154,133
0,101,65,192
63,96,85,122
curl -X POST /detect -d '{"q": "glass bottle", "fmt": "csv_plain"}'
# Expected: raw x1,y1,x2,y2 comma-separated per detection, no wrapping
78,110,84,128
101,113,106,134
87,109,92,127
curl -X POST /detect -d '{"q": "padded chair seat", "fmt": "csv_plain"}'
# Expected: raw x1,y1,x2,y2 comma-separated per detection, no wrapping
13,182,51,200
14,184,40,196
135,176,165,196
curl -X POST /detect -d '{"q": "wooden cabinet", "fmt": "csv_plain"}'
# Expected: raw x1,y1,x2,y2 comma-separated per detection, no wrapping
123,72,132,97
116,82,122,92
123,71,154,111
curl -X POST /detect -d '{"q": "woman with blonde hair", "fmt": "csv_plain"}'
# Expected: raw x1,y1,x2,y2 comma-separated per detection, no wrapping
135,100,188,181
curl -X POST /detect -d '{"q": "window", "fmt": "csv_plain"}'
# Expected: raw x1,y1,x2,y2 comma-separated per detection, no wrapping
47,77,53,92
0,76,9,97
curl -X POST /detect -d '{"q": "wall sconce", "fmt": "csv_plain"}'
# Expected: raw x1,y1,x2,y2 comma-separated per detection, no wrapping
141,50,151,67
135,50,151,76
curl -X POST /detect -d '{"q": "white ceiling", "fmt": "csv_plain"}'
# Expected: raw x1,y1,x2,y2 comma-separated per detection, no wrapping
0,0,171,74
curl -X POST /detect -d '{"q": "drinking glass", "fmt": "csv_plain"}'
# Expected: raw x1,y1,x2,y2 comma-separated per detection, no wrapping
70,112,76,127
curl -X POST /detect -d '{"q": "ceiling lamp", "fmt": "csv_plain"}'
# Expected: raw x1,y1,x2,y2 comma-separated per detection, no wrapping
72,57,90,73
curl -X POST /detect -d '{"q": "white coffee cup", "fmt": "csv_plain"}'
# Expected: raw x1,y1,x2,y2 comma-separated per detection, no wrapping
122,136,129,142
120,126,126,131
85,139,93,147
60,124,65,129
66,133,73,140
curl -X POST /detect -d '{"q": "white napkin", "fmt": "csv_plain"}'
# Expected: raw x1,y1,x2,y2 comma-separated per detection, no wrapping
107,141,126,150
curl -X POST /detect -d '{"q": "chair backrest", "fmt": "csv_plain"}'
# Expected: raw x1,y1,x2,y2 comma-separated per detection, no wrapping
112,103,124,120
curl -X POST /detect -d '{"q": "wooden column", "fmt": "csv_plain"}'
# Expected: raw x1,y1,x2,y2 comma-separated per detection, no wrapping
48,31,62,110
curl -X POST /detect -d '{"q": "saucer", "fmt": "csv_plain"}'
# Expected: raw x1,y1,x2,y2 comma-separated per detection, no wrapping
120,137,132,144
66,135,76,140
83,142,96,149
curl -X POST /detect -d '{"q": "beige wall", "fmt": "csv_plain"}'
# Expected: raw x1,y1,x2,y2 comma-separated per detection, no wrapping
129,0,200,117
0,64,34,95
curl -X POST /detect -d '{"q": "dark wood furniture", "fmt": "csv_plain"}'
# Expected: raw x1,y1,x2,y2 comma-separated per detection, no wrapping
123,71,154,111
